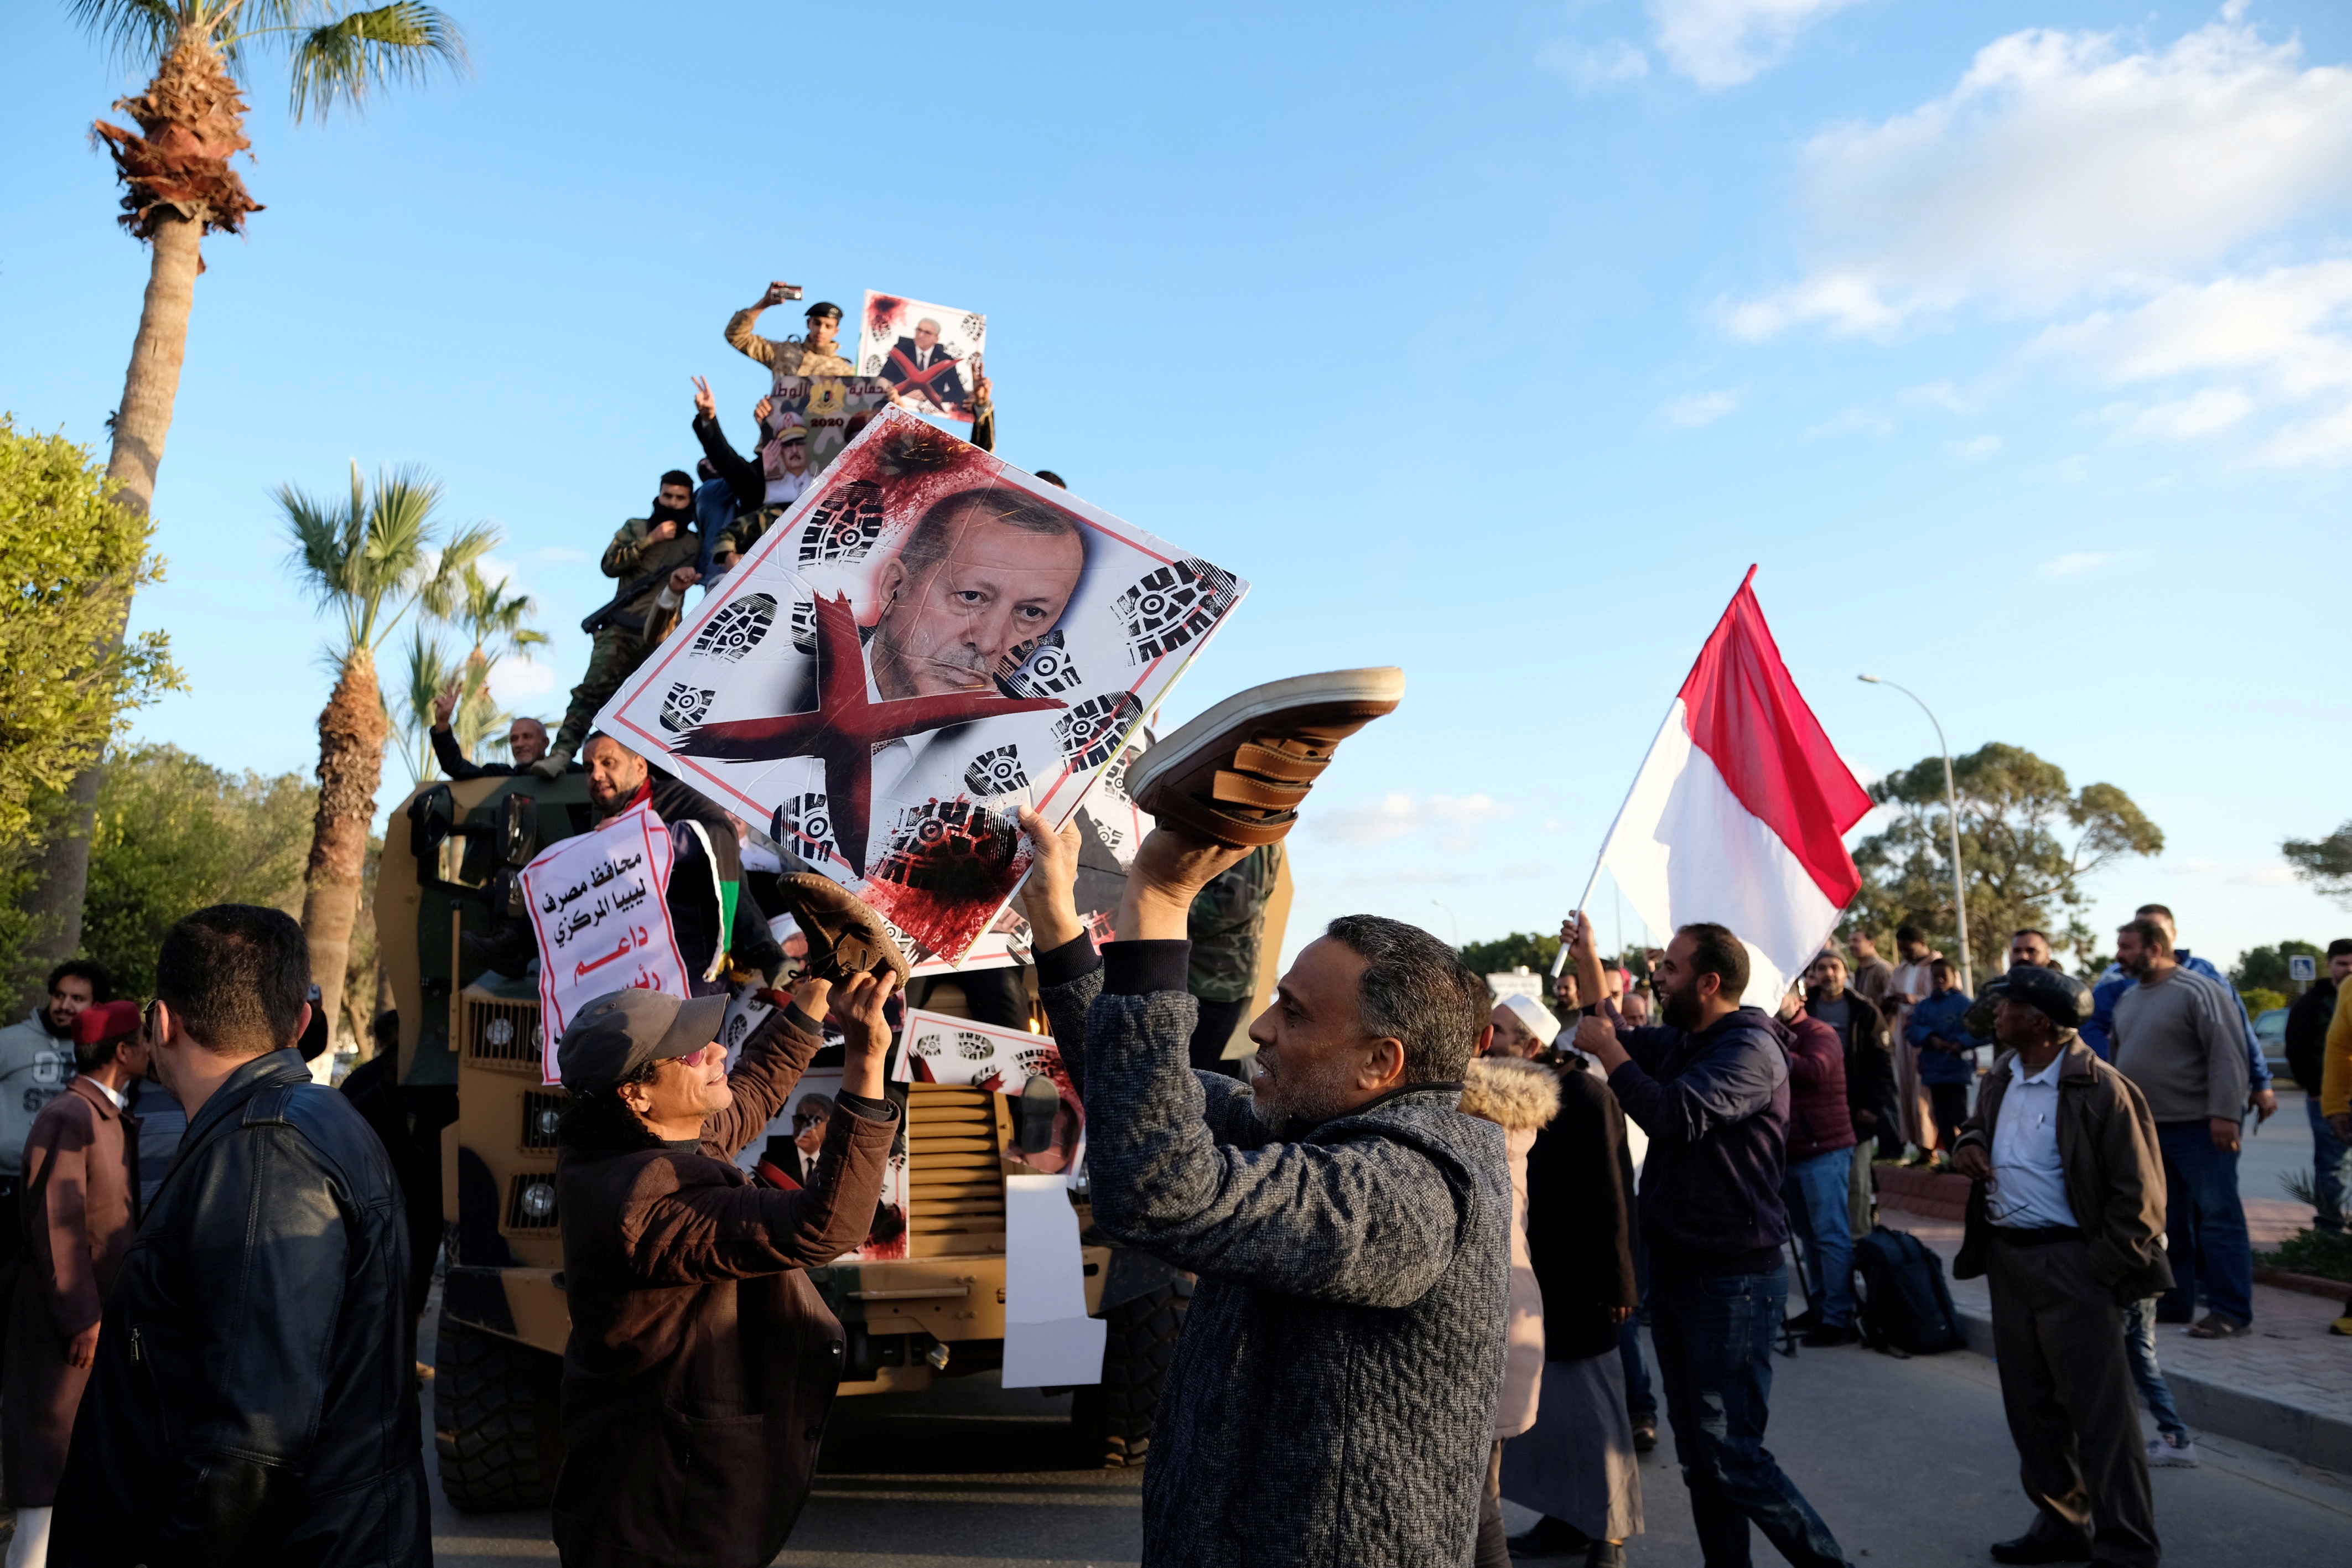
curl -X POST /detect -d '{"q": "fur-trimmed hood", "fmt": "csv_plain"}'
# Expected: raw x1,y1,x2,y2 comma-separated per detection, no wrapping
1459,1055,1562,1133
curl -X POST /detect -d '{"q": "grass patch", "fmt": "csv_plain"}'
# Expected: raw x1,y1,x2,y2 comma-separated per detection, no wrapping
2254,1227,2352,1284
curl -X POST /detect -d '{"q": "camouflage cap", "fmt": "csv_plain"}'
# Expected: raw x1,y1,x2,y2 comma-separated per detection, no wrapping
557,989,728,1095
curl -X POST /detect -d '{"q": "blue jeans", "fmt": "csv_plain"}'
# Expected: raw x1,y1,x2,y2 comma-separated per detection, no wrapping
2307,1093,2349,1232
2121,1297,2185,1439
1650,1268,1849,1567
1782,1147,1856,1328
2153,1120,2254,1325
1622,1233,1656,1419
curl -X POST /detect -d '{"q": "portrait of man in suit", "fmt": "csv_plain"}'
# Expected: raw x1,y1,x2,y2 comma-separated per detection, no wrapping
882,317,970,416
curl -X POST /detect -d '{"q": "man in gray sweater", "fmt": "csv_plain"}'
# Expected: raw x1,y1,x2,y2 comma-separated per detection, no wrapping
2110,917,2254,1337
1016,805,1509,1567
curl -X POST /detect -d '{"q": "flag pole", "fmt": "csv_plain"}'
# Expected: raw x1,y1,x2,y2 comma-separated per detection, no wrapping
1551,694,1684,980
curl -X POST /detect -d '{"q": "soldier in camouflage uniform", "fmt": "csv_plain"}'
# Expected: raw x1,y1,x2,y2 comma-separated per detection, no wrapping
1184,843,1285,1074
724,284,859,378
536,471,705,776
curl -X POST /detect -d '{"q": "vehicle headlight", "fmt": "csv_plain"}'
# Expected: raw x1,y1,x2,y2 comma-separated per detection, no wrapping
486,1017,515,1047
520,1182,556,1220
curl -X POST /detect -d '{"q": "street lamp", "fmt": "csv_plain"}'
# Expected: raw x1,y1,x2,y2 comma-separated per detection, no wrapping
1858,675,1973,994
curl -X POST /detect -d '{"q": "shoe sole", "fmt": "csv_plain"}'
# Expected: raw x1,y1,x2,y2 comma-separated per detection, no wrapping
1128,668,1405,845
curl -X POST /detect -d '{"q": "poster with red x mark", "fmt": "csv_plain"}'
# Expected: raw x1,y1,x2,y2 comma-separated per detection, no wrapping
595,407,1247,966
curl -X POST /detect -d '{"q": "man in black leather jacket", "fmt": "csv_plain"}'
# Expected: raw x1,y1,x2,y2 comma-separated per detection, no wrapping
53,905,429,1567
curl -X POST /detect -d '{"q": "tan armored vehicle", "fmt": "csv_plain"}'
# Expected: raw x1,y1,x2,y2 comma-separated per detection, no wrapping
378,767,1286,1509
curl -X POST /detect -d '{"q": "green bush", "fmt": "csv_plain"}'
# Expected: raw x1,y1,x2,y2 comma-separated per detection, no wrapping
2240,986,2288,1019
2256,1227,2352,1285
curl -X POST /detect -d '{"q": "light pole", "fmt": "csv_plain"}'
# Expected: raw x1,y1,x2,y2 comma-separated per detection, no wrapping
1858,674,1972,993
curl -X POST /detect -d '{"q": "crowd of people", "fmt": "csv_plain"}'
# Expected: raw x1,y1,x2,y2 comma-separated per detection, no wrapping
2,283,2349,1565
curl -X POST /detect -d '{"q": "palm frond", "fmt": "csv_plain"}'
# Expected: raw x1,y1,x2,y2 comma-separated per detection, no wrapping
64,0,185,71
395,623,458,783
287,2,468,122
417,518,499,620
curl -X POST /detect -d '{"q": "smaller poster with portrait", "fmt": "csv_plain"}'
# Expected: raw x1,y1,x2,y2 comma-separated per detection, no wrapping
892,1009,1082,1176
856,292,985,424
762,373,897,476
745,1063,911,1263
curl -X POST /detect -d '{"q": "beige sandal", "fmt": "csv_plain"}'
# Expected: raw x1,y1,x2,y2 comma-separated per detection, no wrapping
1127,668,1404,848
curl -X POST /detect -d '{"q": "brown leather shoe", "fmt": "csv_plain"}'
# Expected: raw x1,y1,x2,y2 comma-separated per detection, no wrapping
772,873,912,987
1127,668,1404,848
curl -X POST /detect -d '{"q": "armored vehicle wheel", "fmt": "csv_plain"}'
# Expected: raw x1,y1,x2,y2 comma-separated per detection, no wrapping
434,1312,566,1510
1071,1277,1192,1467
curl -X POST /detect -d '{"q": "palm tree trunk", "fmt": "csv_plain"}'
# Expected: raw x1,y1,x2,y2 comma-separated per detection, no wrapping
302,648,391,1050
15,213,205,1000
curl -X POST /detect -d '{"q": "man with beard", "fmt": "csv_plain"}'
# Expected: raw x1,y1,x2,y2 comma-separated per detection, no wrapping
536,471,704,778
1572,923,1854,1568
1008,788,1508,1567
427,696,560,781
0,963,107,1344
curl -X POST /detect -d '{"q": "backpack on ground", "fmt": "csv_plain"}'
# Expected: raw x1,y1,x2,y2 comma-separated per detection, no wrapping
1852,1226,1964,1356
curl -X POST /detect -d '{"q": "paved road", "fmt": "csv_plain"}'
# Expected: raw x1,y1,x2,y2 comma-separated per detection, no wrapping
430,1323,2352,1567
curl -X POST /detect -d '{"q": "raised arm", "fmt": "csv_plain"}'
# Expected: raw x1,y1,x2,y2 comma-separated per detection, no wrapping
1082,978,1467,1306
724,281,802,370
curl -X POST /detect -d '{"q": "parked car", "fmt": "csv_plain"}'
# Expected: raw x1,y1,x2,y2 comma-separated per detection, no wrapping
2254,1006,2292,1086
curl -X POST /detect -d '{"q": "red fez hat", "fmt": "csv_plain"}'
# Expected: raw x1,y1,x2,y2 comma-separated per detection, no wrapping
72,1000,142,1048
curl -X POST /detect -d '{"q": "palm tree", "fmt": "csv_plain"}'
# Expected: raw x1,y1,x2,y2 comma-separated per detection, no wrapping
282,461,491,1043
450,563,548,720
24,1,468,982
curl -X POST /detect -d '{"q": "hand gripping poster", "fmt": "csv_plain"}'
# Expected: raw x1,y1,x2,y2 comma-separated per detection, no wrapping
520,802,691,1079
596,407,1245,965
856,292,985,424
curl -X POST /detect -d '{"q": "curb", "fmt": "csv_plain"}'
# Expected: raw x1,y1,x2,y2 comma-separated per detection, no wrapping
2253,1265,2352,1303
1941,1297,2352,1473
1881,1190,2352,1474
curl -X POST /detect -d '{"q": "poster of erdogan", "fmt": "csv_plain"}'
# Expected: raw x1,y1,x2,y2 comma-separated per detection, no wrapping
595,407,1247,964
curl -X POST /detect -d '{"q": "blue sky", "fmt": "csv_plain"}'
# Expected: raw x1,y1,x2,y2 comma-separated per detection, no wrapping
7,0,2350,973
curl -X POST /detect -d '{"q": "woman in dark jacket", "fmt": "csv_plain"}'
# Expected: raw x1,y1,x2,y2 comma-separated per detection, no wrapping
1501,1053,1646,1566
550,946,901,1568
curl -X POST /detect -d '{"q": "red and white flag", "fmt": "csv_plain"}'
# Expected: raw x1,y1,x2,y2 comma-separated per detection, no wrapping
1593,568,1871,1005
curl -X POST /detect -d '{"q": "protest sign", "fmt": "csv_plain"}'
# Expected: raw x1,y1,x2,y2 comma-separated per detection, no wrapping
907,726,1152,977
893,1009,1082,1176
780,1066,910,1262
856,292,985,424
596,406,1246,965
762,372,897,475
520,803,690,1080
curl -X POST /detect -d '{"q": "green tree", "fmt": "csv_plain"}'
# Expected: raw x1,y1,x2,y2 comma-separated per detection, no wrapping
281,462,491,1042
2239,987,2288,1019
79,744,314,996
2284,822,2352,907
1459,932,1564,1000
27,0,469,989
2232,941,2322,996
1850,743,2164,984
0,420,181,999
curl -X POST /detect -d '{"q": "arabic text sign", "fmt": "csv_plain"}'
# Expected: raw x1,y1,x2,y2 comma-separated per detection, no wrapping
521,803,691,1080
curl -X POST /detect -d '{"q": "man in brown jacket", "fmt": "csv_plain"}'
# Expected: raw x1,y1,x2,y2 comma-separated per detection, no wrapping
549,943,901,1568
1954,966,2169,1568
2,1000,147,1566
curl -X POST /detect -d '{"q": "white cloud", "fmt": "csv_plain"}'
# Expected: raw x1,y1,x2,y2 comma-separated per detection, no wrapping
1314,792,1512,848
2104,387,2256,441
1659,386,1744,427
1804,405,1893,438
1728,15,2352,463
1538,37,1651,89
1735,19,2352,333
489,655,558,705
1648,0,1867,89
535,545,588,564
2036,550,2112,577
1951,433,2002,458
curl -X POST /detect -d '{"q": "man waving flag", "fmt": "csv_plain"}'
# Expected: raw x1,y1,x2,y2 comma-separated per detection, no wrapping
1584,567,1871,1005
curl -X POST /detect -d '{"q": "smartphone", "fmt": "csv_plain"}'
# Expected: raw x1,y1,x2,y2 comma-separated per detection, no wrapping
778,283,804,300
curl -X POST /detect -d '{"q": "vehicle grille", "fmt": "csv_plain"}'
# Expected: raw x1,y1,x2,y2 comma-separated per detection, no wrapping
504,1172,560,1230
464,995,543,1073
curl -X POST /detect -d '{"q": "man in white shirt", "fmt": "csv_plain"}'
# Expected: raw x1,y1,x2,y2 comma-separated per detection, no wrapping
1953,967,2168,1568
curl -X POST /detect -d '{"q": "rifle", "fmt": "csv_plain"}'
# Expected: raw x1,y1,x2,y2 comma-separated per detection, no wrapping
579,562,678,637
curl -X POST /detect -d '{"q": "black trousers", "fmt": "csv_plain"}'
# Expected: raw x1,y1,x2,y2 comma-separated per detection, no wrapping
1929,1083,1970,1151
0,1173,20,1349
1986,1233,2159,1568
